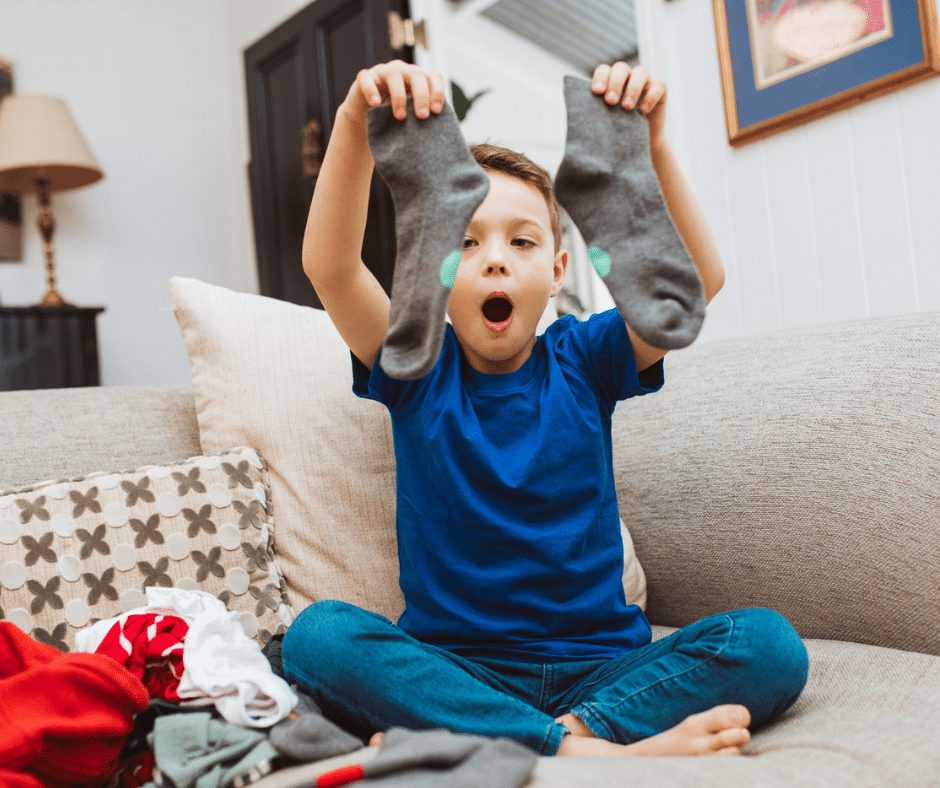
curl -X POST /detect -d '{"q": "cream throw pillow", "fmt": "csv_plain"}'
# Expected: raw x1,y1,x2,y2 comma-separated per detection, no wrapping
169,277,646,621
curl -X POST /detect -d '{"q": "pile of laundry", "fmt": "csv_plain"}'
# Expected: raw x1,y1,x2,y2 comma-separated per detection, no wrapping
0,587,364,787
1,586,538,788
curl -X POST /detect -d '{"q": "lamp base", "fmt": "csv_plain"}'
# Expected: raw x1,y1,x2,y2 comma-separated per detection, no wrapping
33,178,73,307
37,287,71,307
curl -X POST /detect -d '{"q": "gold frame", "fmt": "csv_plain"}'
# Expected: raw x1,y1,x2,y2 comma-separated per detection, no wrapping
713,0,940,146
0,57,22,263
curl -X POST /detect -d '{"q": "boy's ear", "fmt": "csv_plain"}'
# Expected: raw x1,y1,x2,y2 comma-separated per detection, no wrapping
551,249,569,297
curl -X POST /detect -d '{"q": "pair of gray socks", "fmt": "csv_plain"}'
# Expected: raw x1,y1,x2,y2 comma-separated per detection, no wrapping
366,75,704,380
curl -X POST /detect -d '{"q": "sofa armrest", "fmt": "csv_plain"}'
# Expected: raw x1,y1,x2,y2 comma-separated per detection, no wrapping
0,385,201,490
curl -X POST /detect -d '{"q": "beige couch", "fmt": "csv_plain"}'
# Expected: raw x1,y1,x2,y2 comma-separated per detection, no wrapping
2,277,939,787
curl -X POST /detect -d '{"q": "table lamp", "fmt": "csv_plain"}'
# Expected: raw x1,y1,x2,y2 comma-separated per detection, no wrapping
0,95,103,306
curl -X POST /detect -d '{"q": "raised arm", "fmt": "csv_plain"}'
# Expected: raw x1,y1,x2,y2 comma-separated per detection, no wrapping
302,61,447,369
590,62,725,372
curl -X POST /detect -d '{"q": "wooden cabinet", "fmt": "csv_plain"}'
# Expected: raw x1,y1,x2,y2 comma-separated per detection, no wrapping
0,306,104,390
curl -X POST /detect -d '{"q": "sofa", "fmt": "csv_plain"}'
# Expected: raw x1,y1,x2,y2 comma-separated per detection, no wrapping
1,276,939,787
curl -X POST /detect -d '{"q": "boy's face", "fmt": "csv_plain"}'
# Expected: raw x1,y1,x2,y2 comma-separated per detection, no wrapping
447,170,567,375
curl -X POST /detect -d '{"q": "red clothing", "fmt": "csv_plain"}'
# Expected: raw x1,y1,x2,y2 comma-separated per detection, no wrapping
0,770,44,788
0,622,149,787
96,613,189,701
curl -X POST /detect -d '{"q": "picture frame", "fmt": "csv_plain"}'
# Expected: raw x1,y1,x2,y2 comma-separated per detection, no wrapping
0,57,22,262
712,0,940,145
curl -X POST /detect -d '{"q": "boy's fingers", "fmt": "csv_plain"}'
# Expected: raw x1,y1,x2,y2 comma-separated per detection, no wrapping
384,70,408,119
356,69,383,107
409,73,432,119
605,61,631,104
622,65,650,110
591,63,612,94
639,79,666,114
429,71,447,113
357,62,446,119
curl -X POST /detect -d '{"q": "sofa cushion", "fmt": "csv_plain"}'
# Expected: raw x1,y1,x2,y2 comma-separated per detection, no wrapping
0,385,201,491
613,310,940,657
0,448,291,651
169,277,648,619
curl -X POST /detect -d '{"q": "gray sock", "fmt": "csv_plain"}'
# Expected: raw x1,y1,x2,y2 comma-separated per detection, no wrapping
362,728,536,787
367,99,490,380
554,75,705,349
268,686,362,762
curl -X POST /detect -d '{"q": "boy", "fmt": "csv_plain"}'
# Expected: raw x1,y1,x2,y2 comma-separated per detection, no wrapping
283,60,808,758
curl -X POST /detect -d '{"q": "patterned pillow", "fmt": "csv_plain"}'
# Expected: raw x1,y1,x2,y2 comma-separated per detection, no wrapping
0,447,292,652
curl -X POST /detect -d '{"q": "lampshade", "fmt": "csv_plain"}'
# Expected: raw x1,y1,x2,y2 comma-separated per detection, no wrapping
0,95,103,193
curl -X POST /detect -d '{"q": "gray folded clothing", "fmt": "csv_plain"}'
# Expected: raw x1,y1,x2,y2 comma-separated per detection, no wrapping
313,727,537,788
269,686,363,762
147,712,280,788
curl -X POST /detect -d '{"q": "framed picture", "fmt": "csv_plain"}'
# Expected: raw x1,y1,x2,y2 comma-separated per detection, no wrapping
0,57,22,262
713,0,940,145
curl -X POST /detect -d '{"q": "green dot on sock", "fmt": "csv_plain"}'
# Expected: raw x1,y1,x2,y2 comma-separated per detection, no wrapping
588,246,612,279
439,251,462,289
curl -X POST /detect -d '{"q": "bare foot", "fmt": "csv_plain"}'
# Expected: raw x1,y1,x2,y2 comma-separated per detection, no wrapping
555,705,751,757
369,731,385,747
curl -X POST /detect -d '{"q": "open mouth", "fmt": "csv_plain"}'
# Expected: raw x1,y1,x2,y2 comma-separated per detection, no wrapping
481,295,514,330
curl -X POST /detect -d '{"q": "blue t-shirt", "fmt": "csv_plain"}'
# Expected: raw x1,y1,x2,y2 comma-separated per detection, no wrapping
352,308,664,663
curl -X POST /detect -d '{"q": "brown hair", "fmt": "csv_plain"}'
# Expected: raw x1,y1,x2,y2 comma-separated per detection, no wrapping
470,143,563,252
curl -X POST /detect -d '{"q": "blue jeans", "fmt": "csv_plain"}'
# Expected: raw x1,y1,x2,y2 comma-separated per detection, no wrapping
282,601,808,756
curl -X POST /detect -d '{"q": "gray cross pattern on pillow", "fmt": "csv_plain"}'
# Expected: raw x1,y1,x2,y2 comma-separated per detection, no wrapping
173,467,206,496
22,532,57,566
122,476,155,506
130,514,163,547
69,487,102,518
16,496,50,525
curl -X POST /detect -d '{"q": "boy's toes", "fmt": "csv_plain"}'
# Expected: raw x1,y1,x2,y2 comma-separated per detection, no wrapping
678,705,751,755
369,732,386,747
697,704,751,733
715,725,750,749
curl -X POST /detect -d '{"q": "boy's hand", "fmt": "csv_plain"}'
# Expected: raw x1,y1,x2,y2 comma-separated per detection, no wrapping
591,62,667,150
345,60,447,126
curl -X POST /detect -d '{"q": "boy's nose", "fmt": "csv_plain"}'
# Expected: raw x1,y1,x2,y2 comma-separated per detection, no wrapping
481,242,509,276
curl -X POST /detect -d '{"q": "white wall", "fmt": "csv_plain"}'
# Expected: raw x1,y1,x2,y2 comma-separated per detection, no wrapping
635,0,940,344
0,0,310,386
411,0,573,171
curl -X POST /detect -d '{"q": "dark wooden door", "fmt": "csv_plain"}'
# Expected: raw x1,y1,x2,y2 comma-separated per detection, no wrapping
244,0,410,310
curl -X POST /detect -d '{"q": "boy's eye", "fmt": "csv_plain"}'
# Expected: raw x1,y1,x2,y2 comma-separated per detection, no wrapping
512,238,535,248
462,238,476,249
